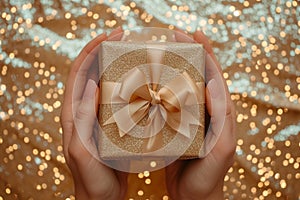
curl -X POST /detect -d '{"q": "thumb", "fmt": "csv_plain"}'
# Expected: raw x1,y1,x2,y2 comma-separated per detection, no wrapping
74,79,98,147
203,77,227,156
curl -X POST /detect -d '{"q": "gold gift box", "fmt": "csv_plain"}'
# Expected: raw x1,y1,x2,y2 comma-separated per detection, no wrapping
98,41,205,160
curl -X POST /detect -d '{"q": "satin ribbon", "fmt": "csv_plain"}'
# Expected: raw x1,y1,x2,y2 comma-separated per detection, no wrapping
101,66,204,139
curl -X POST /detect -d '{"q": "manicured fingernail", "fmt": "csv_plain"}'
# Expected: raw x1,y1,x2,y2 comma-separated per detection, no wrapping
207,79,219,99
83,79,97,99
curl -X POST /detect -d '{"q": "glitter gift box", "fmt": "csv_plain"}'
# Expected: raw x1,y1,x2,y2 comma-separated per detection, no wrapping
98,41,205,160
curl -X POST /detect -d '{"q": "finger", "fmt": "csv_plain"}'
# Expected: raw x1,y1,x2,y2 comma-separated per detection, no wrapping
66,33,107,109
165,160,186,196
193,31,214,56
85,27,124,92
205,54,231,106
69,130,119,198
172,30,236,197
67,33,107,100
61,33,107,157
174,28,194,43
67,158,89,198
193,31,224,82
207,101,236,163
69,80,118,183
68,80,119,196
193,30,235,156
62,33,107,121
74,27,123,104
193,30,219,68
179,99,235,196
73,79,99,155
66,79,107,196
193,31,232,109
108,26,124,41
203,75,233,155
174,30,223,89
193,30,233,145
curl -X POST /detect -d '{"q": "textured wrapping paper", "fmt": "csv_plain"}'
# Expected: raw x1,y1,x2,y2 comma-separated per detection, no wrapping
98,41,205,160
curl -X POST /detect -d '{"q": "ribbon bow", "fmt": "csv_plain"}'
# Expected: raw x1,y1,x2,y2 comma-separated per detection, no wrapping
101,67,204,138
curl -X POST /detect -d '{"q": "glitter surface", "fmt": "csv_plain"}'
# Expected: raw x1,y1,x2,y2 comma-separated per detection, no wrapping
0,0,299,199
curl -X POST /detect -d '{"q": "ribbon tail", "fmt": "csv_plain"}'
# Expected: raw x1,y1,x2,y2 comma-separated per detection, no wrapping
101,82,125,104
119,130,126,137
182,109,201,126
166,109,202,138
102,115,128,137
103,100,149,137
144,105,167,151
144,105,166,138
103,115,117,126
103,106,134,137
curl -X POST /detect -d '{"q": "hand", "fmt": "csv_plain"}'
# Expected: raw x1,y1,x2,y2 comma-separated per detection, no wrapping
60,27,128,200
165,30,236,200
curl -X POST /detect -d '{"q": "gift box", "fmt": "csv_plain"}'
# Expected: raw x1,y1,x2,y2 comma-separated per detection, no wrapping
98,41,205,160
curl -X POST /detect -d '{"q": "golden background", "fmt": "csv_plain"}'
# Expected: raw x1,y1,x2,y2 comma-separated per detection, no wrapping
0,0,299,199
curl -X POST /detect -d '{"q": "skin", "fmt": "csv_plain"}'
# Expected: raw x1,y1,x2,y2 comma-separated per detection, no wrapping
166,30,236,200
61,27,236,200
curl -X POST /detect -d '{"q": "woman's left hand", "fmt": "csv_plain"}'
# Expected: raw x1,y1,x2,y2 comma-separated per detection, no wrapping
61,27,128,200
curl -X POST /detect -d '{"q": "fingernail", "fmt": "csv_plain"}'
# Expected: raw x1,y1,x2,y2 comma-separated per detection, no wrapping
207,79,219,99
197,30,205,36
83,79,97,99
111,26,122,35
115,26,122,31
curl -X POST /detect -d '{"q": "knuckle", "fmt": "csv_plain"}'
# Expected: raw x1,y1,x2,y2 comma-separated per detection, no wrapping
224,141,236,167
68,144,82,163
63,148,70,164
75,102,94,122
227,144,236,159
61,121,73,134
75,106,89,121
67,136,86,162
225,98,234,116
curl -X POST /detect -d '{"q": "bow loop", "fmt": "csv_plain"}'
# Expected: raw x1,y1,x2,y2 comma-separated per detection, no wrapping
119,68,152,102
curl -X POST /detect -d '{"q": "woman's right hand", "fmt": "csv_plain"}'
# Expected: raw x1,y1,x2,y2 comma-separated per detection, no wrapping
165,30,236,200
